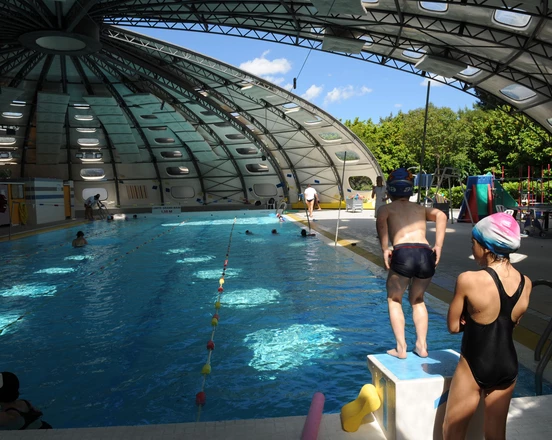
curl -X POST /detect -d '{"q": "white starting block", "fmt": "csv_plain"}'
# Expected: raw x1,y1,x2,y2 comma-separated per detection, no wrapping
367,349,484,440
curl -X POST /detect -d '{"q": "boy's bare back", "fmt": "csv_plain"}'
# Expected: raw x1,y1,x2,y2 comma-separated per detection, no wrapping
377,199,442,246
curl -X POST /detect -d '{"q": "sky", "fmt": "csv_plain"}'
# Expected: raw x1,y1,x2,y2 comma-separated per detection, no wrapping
137,28,478,123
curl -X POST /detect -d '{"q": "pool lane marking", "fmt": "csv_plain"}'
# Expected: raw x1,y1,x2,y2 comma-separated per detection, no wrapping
195,217,237,422
0,220,188,335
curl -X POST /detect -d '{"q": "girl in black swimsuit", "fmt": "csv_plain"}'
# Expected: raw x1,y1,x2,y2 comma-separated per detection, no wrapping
443,213,532,440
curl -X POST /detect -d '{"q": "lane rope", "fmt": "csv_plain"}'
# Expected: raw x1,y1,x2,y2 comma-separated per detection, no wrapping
195,217,237,421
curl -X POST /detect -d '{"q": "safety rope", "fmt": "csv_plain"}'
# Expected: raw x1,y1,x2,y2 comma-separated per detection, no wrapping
0,220,187,334
195,217,237,421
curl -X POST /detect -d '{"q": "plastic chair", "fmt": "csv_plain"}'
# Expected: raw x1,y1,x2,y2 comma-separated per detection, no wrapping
495,204,505,212
504,209,515,216
266,198,276,210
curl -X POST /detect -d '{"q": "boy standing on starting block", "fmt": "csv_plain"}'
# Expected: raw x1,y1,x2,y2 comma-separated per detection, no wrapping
376,168,447,359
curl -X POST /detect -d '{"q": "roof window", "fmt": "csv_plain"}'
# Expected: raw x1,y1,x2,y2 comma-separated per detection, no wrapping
11,101,26,107
494,8,531,28
226,133,246,140
335,151,360,162
403,48,426,59
147,126,167,131
459,66,480,77
0,151,13,161
75,114,94,121
0,137,16,145
76,151,103,162
166,166,189,176
78,138,100,147
246,163,269,173
2,112,23,119
73,103,90,109
319,132,342,142
500,84,536,102
160,151,183,158
155,138,176,144
80,168,105,181
236,147,258,155
420,2,448,12
140,114,158,120
76,127,97,133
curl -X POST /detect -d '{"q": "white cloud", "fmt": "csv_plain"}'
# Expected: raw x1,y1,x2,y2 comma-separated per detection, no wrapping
420,76,447,87
394,103,403,108
239,52,292,78
283,83,294,91
263,75,285,86
323,85,372,105
301,85,323,101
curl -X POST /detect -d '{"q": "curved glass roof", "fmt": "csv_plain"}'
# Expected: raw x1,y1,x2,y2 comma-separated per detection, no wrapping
1,0,551,207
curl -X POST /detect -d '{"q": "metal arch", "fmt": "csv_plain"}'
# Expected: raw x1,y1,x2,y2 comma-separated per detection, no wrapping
19,54,52,178
99,41,290,198
81,56,164,206
65,0,101,32
60,55,73,181
0,50,36,78
0,1,51,31
102,26,355,199
71,56,94,95
106,31,299,195
93,47,249,205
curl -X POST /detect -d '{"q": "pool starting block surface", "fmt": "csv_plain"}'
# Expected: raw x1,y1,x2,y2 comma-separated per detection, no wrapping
367,349,484,440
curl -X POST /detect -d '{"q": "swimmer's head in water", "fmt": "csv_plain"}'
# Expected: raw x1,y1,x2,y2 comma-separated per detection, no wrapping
0,372,20,401
76,231,84,237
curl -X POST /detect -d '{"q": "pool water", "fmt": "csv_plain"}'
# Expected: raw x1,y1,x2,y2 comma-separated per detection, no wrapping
0,212,548,428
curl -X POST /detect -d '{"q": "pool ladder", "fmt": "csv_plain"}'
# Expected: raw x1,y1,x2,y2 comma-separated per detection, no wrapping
533,280,552,395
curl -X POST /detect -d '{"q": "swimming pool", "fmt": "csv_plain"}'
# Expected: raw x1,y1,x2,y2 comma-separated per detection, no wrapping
0,212,548,428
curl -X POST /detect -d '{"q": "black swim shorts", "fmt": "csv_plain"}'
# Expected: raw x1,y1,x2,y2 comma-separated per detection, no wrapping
390,243,436,279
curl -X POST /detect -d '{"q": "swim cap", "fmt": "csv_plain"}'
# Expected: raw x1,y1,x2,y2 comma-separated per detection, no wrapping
387,167,414,197
77,231,84,237
472,213,520,257
0,372,20,402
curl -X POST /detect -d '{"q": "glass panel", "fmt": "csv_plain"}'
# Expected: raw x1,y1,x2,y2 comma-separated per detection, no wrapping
335,151,360,161
78,138,100,146
236,147,258,155
155,138,176,144
160,151,183,158
166,166,189,176
246,163,269,173
140,115,158,120
494,9,531,28
76,127,97,133
0,137,16,145
80,168,105,180
420,2,448,12
500,84,536,101
459,66,480,77
403,48,426,59
2,112,23,119
319,132,342,142
75,115,94,121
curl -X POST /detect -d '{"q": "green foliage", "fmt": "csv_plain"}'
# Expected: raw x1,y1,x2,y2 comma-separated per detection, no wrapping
345,102,552,207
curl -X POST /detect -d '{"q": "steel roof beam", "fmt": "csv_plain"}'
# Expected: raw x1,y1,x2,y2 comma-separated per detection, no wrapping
81,56,164,206
99,41,289,200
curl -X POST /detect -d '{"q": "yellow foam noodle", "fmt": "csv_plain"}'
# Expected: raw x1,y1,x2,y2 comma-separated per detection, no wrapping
340,384,381,432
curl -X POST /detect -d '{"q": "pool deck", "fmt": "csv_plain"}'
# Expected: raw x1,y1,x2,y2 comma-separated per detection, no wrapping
2,210,552,439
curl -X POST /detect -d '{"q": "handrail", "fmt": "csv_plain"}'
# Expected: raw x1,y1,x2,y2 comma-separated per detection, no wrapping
532,279,552,395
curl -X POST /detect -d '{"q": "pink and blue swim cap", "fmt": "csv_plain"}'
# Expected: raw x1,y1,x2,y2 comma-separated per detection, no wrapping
387,167,414,197
472,212,520,257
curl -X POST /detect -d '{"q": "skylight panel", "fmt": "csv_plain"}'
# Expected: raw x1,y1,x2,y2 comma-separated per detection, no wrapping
459,66,480,77
494,9,531,28
0,137,16,145
2,112,23,119
500,84,536,101
403,48,426,60
420,2,448,13
75,114,94,121
77,138,100,146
